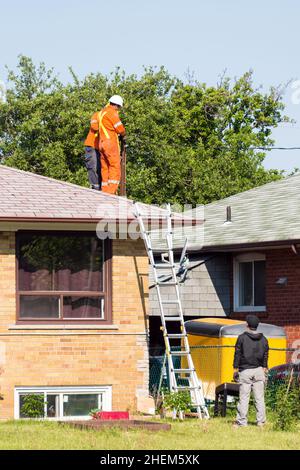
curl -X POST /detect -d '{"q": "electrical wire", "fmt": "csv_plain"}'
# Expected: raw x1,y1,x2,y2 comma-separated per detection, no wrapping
251,146,300,151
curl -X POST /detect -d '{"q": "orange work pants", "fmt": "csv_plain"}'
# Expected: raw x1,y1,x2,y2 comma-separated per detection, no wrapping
100,139,121,195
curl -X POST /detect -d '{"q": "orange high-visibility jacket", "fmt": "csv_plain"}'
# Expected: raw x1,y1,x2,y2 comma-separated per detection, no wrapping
98,104,125,148
84,112,100,148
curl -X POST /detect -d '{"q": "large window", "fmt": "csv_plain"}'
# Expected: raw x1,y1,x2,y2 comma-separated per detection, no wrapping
17,232,111,323
234,253,266,312
14,386,112,420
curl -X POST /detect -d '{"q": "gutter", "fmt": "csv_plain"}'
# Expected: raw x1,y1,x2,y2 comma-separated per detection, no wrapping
193,238,300,253
0,216,203,226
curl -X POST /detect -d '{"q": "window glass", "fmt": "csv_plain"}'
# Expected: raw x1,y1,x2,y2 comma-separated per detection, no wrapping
17,233,108,320
239,261,253,306
63,394,99,416
47,394,59,418
63,297,103,318
20,296,60,318
18,234,103,292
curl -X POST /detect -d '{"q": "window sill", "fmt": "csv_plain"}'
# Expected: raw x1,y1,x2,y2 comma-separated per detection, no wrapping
9,324,119,330
233,307,266,313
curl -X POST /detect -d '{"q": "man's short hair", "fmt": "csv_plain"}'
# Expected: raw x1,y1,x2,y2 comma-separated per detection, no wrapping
246,314,259,330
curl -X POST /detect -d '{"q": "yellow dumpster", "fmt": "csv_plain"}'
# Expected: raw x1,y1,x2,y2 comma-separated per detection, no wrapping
184,318,286,400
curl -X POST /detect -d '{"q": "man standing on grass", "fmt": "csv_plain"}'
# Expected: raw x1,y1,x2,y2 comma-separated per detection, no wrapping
233,315,269,427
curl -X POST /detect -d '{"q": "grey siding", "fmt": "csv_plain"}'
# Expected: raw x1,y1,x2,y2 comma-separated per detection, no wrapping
149,254,231,317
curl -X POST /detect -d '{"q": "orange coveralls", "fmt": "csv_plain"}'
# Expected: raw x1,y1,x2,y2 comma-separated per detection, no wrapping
84,112,100,149
98,104,125,194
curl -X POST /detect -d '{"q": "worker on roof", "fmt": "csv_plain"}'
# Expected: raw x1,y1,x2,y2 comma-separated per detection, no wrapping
84,111,101,190
98,95,126,194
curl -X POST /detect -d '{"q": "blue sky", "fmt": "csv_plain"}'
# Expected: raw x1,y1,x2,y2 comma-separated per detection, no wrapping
1,0,299,172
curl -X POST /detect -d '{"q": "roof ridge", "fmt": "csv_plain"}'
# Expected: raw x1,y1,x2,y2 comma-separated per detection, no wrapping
0,164,133,203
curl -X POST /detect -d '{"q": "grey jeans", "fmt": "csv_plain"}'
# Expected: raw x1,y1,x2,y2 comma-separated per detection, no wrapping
84,146,101,190
236,367,266,426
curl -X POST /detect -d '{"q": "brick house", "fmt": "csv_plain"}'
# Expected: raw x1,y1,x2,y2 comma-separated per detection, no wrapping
2,165,299,419
0,165,172,420
150,175,300,350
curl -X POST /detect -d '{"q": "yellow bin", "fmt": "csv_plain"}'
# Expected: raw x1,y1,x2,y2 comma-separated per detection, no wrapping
184,318,286,400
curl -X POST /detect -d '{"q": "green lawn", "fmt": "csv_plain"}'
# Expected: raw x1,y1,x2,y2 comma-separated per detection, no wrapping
0,417,299,450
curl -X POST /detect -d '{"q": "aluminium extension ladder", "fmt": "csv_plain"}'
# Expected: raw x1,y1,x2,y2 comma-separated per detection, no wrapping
134,203,209,419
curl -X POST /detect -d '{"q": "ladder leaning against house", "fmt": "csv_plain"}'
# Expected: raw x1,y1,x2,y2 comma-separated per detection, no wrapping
134,202,209,419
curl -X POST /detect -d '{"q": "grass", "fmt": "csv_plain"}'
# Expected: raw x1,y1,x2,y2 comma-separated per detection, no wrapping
0,417,300,450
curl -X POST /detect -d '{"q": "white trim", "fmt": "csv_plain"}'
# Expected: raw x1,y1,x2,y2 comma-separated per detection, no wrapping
235,253,266,263
234,306,266,313
14,385,112,420
233,253,266,313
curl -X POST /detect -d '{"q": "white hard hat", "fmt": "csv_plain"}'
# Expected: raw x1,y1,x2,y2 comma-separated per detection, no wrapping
109,95,123,107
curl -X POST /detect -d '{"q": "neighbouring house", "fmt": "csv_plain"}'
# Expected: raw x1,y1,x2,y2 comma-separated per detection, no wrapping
150,174,300,350
0,165,176,420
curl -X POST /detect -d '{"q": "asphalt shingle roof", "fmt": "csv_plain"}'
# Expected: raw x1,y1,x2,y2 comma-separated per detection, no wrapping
203,174,300,248
0,165,180,222
133,174,300,252
187,174,300,250
3,165,295,250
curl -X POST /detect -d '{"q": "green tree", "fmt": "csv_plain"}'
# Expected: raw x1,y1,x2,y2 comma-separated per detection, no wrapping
0,56,289,205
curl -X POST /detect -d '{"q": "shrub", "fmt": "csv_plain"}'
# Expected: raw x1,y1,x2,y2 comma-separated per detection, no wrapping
273,381,300,431
162,389,192,419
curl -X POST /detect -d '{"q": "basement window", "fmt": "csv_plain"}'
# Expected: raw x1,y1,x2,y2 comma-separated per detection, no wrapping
14,386,112,420
234,253,266,312
16,232,112,324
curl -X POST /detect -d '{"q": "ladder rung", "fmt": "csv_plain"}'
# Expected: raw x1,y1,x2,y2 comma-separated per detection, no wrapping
175,386,200,391
154,264,175,269
161,300,180,304
170,350,189,355
173,368,194,373
164,316,182,321
167,334,186,339
157,282,178,286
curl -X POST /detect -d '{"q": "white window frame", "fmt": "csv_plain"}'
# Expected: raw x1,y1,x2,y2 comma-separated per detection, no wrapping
14,385,112,420
233,253,266,313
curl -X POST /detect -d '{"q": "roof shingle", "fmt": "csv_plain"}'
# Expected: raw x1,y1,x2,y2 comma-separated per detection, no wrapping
0,165,169,222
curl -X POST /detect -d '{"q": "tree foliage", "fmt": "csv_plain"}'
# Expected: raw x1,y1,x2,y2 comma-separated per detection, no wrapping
0,56,289,204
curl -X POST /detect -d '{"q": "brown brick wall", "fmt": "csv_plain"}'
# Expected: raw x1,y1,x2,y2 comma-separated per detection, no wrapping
0,232,149,419
230,249,300,347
